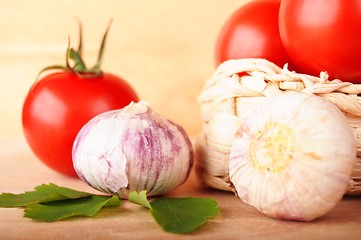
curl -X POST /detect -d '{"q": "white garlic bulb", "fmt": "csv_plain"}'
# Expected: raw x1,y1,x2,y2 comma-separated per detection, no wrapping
72,101,194,199
229,92,356,221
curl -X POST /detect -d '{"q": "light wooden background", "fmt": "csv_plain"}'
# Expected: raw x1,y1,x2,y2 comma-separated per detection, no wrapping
0,0,250,142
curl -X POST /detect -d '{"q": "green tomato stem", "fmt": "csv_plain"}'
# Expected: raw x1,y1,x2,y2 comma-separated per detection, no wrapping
36,19,113,80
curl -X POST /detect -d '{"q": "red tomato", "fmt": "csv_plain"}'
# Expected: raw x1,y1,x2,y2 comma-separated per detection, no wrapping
22,72,139,176
215,0,294,69
22,22,139,177
279,0,361,83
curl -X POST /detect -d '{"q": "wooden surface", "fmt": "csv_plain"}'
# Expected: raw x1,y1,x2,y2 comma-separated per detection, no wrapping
1,1,361,239
1,138,361,240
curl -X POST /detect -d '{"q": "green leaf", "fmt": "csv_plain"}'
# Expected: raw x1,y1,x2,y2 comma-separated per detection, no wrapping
150,197,220,234
68,48,87,72
36,65,68,81
0,183,91,207
127,191,220,234
1,184,220,234
128,191,152,209
0,183,121,222
90,19,112,72
24,195,121,222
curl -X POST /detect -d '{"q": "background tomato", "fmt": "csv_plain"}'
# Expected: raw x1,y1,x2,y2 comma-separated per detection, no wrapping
279,0,361,83
215,0,294,69
22,72,139,177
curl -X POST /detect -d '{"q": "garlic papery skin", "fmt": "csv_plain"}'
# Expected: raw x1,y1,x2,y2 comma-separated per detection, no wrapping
72,101,194,199
229,92,356,221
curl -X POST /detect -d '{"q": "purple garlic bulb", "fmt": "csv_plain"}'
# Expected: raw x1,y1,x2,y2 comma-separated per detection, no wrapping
72,101,194,199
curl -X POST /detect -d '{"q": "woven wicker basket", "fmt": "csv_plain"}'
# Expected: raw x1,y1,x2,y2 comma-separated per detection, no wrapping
196,58,361,196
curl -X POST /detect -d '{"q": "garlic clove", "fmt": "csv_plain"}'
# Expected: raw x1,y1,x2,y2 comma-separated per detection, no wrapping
229,92,356,221
72,101,194,199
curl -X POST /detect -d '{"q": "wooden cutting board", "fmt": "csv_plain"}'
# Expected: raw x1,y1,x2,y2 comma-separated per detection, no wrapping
0,138,360,240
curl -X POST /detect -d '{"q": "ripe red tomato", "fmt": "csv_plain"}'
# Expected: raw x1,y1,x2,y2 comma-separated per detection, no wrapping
279,0,361,83
215,0,294,69
22,72,139,177
22,22,139,177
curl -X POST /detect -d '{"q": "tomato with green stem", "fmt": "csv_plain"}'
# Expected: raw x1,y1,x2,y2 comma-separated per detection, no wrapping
22,22,139,177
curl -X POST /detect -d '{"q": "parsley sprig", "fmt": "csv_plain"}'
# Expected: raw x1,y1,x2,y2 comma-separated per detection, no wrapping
0,183,219,234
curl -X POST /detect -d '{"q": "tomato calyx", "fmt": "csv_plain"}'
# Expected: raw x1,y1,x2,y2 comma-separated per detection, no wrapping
37,20,113,80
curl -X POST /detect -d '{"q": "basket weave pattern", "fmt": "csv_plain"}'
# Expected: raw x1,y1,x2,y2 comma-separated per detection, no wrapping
197,58,361,195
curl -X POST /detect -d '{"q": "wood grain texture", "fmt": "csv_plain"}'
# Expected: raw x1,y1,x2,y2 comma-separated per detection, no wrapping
0,138,360,240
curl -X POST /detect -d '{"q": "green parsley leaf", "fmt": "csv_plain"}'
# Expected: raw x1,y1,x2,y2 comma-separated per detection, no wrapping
128,191,220,234
0,183,91,207
128,190,152,209
0,183,121,222
150,197,220,234
24,195,121,222
0,184,220,234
